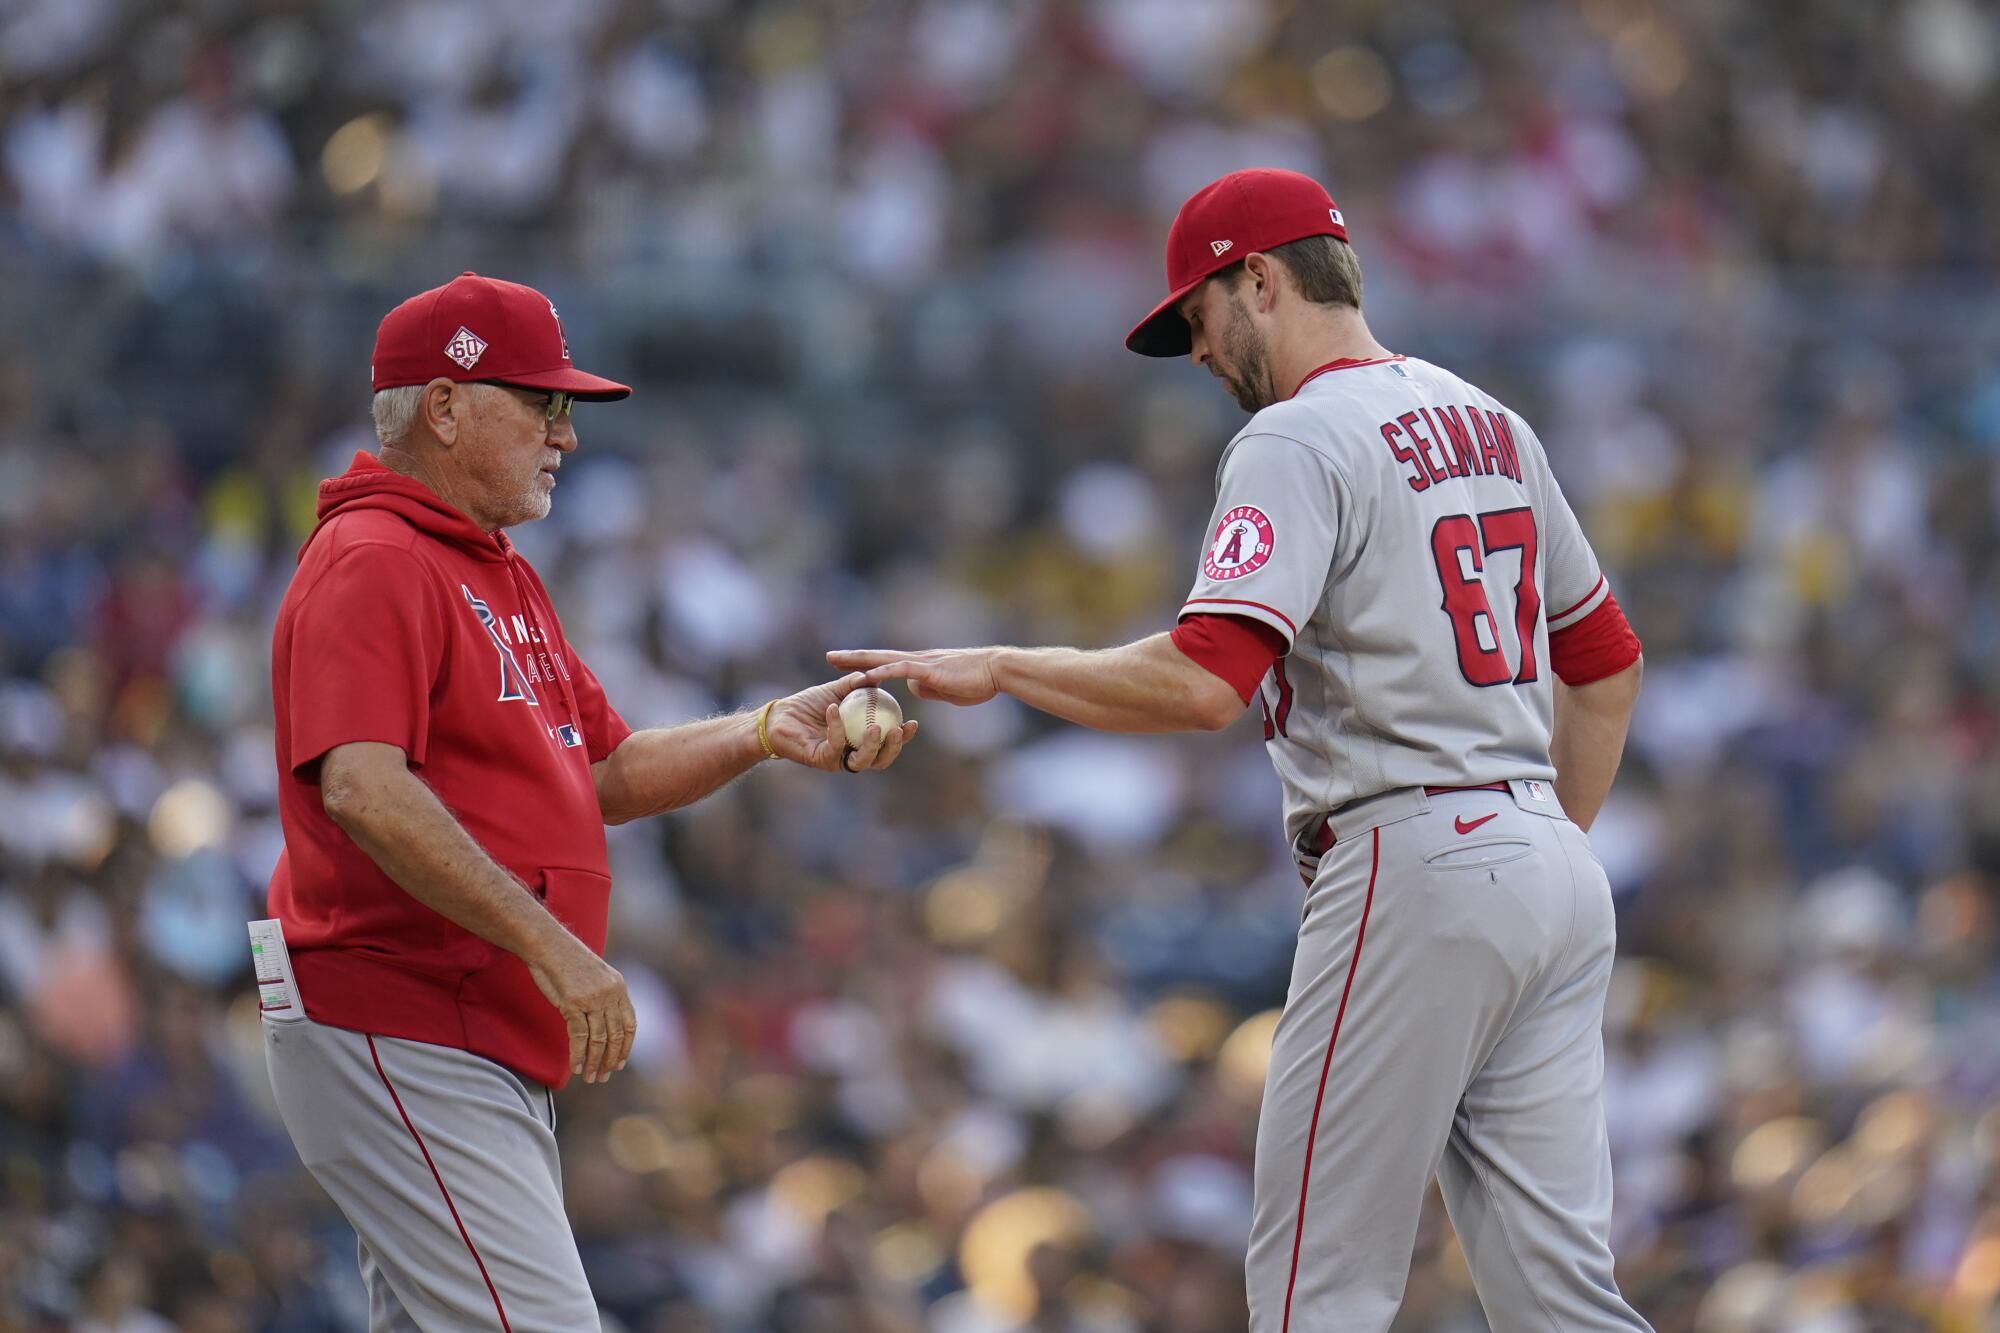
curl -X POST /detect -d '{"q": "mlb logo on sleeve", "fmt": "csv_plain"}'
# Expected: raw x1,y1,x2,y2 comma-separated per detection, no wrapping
1204,505,1275,580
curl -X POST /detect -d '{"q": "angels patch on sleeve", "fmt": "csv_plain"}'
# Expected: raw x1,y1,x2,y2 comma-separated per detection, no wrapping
1203,505,1276,581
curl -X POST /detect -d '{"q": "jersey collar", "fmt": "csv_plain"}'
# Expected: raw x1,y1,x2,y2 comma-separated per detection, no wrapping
1290,355,1406,398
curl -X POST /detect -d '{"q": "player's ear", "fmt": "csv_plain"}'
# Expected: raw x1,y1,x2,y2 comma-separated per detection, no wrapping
1243,252,1280,313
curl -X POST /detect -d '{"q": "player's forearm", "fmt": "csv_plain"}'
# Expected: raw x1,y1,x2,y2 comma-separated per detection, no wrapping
325,766,572,964
1549,658,1643,832
990,634,1243,733
592,713,765,824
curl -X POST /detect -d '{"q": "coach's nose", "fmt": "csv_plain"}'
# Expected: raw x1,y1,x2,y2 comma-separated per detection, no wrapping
550,413,579,453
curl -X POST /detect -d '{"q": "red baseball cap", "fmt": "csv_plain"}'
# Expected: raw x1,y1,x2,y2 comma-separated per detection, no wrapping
1125,169,1350,358
370,272,631,400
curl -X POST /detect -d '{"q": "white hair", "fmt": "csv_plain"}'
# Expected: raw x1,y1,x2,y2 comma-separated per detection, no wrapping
370,385,425,446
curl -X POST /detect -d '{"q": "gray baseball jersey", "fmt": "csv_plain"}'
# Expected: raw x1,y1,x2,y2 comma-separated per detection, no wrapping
1181,354,1609,853
1181,355,1650,1333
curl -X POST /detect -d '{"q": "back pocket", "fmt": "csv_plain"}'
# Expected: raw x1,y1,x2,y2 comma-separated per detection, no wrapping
1423,837,1534,871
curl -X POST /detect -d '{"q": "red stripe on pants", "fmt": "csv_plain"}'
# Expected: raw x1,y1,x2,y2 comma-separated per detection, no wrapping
367,1035,515,1331
1281,825,1381,1333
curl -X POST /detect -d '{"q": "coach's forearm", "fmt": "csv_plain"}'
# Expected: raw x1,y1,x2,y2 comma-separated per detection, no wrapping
592,713,765,824
990,634,1245,733
324,762,573,964
1549,657,1643,832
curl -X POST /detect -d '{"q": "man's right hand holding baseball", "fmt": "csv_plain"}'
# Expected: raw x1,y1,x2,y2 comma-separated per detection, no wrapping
764,671,920,771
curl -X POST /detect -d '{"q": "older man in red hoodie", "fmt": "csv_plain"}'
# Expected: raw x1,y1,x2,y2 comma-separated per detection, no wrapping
262,273,915,1331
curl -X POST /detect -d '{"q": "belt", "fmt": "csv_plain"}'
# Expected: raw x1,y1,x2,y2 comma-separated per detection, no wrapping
1308,783,1512,854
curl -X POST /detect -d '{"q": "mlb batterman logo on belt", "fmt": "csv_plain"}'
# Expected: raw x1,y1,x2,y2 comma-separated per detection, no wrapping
1204,504,1275,580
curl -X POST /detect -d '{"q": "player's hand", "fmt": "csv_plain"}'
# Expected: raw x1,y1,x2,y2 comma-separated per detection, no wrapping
525,929,636,1084
826,648,1000,708
767,671,920,772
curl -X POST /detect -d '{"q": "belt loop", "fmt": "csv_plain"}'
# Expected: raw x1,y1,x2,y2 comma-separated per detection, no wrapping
1324,785,1431,847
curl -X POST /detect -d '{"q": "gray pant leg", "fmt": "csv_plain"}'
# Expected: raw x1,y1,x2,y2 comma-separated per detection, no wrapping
360,1238,422,1333
1438,820,1651,1332
265,1014,599,1332
1247,815,1537,1333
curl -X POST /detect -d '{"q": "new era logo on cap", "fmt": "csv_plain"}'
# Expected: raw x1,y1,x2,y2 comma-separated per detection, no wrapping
443,326,488,371
1211,239,1233,256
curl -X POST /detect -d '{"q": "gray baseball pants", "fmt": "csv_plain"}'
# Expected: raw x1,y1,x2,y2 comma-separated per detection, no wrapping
264,1014,599,1332
1248,781,1650,1333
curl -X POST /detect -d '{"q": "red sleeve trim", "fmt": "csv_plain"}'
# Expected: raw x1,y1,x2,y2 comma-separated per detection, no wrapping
1549,574,1608,627
1550,590,1641,685
1172,613,1288,704
1180,597,1299,638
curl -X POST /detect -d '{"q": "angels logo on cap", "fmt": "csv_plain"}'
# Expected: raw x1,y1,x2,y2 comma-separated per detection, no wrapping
548,302,570,361
1204,505,1275,581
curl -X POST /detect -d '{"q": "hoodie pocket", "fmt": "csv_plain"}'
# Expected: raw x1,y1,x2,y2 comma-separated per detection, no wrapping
536,867,611,953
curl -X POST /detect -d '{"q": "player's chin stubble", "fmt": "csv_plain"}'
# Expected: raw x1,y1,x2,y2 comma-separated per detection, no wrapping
1219,304,1275,412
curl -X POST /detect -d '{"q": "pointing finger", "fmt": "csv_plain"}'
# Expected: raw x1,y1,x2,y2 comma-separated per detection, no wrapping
827,650,904,669
861,662,924,686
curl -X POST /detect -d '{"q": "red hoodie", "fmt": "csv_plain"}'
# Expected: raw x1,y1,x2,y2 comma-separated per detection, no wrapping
267,452,632,1089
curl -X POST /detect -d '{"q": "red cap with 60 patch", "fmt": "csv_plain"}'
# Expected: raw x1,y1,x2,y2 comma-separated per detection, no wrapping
1125,169,1350,358
370,272,631,400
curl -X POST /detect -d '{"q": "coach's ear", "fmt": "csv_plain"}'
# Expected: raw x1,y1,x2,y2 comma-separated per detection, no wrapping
420,377,462,446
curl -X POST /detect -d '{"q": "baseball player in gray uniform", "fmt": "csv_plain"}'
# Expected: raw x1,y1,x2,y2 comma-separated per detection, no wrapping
832,169,1650,1331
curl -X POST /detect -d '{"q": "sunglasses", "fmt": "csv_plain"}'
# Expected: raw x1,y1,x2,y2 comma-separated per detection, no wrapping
479,381,575,423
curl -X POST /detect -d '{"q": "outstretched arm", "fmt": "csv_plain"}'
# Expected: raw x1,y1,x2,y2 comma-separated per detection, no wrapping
828,633,1248,734
592,672,920,824
1549,657,1642,832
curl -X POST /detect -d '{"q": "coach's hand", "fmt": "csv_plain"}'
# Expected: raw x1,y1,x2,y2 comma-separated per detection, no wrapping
767,671,920,772
527,929,636,1084
826,648,1000,707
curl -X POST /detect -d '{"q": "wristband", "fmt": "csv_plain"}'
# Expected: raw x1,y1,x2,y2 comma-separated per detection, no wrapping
756,699,780,760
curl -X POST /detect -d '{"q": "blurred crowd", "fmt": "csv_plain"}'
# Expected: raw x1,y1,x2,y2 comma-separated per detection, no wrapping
5,0,2000,281
5,0,2000,1331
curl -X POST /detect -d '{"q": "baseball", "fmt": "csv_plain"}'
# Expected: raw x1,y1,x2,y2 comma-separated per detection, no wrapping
839,686,903,744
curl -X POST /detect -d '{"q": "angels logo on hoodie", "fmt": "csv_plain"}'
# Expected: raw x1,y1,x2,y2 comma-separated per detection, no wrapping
461,585,539,704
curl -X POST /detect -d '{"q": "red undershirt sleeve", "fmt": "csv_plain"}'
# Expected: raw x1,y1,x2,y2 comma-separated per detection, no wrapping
1171,613,1289,704
1549,590,1642,685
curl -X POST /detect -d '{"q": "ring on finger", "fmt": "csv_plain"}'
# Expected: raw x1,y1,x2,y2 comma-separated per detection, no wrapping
841,745,862,773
